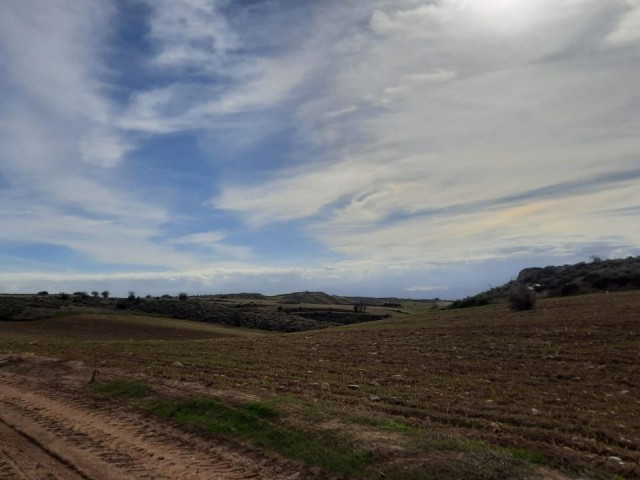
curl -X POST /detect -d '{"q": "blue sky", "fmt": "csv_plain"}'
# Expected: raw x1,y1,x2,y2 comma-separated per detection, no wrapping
1,0,639,298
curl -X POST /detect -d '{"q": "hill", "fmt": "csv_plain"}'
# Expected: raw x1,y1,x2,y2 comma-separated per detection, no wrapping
272,291,435,307
517,256,640,295
450,255,640,308
271,291,351,305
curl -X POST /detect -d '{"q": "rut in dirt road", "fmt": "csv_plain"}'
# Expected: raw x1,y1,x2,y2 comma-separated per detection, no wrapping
0,417,87,480
0,375,296,480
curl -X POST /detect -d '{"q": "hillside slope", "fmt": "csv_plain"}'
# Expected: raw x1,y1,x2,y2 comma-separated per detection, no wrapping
450,256,640,308
517,256,640,295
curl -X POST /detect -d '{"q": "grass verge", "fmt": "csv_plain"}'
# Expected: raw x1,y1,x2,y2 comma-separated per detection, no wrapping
90,379,153,399
149,397,373,476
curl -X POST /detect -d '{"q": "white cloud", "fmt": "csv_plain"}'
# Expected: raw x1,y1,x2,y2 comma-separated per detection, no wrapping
0,0,129,170
79,129,132,168
212,0,640,268
606,0,640,46
406,286,448,292
120,0,317,135
169,231,252,260
0,0,199,271
1,0,639,297
146,0,237,71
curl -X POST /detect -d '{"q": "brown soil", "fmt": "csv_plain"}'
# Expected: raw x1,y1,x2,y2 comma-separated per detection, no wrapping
0,314,243,341
2,291,640,479
0,363,301,480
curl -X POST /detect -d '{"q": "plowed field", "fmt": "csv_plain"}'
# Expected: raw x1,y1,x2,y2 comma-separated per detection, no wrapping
1,291,639,479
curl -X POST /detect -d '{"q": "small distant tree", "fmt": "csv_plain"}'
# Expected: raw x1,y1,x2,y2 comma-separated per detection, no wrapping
91,291,99,298
128,291,136,300
232,310,244,327
508,283,536,311
101,290,110,299
59,292,70,300
178,292,188,301
353,301,367,313
37,291,49,296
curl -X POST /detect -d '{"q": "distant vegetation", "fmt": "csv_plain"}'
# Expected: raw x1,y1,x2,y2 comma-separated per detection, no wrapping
450,255,640,309
507,283,537,311
0,291,419,332
517,256,640,295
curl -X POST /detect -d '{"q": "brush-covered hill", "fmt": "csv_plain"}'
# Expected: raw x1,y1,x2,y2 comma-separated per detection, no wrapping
271,291,351,305
450,255,640,308
271,291,427,307
517,256,640,295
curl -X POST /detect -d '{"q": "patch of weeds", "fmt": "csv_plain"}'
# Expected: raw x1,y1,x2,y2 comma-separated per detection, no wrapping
506,447,548,465
90,379,152,399
348,415,417,434
245,401,280,419
417,434,488,454
149,397,373,476
382,465,435,480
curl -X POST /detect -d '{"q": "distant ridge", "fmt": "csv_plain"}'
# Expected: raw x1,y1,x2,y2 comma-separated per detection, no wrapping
272,291,351,305
517,256,640,295
271,291,435,306
450,255,640,308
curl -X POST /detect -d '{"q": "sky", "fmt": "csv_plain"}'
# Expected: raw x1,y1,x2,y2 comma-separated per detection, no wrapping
1,0,639,299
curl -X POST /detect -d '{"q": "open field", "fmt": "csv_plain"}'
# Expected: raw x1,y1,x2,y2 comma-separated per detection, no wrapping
0,313,264,341
1,291,639,479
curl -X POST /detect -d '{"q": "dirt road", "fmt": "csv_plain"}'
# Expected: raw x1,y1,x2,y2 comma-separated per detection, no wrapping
0,370,294,480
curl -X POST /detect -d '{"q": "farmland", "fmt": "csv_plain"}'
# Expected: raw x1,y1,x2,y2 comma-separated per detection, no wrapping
1,291,639,479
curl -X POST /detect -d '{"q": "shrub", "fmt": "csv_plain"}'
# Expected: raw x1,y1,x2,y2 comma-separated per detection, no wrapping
508,283,536,311
448,296,490,309
91,291,99,297
178,292,188,301
101,290,110,299
560,282,581,296
37,291,49,296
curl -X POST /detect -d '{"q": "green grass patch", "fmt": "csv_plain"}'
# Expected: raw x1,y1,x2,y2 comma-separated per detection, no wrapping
506,447,548,465
244,401,280,419
90,379,152,399
149,397,372,476
348,415,417,434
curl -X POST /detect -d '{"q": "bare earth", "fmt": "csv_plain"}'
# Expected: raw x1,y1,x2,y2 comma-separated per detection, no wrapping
0,366,295,480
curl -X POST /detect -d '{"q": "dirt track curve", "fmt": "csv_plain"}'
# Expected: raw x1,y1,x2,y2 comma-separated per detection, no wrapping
0,372,297,480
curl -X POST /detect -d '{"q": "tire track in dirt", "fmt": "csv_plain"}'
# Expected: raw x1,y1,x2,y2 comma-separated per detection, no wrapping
0,417,87,480
0,375,293,480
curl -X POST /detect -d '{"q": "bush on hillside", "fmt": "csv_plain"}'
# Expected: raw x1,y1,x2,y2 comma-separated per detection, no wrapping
560,282,581,296
508,283,536,311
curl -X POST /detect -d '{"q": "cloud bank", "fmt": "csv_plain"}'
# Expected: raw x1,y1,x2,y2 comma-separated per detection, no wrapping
1,0,639,297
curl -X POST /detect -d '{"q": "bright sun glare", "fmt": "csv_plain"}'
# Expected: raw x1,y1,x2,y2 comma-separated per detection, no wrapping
457,0,550,33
